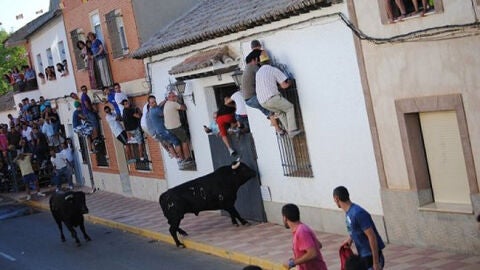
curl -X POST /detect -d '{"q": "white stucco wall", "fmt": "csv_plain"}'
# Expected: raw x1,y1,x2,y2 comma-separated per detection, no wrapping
353,0,480,190
145,4,383,215
30,16,77,100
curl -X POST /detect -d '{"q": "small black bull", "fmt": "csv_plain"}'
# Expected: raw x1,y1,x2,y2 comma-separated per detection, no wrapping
49,191,91,246
159,161,256,247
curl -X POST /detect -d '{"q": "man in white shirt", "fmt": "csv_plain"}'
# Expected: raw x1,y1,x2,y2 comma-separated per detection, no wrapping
225,90,249,132
50,148,73,191
104,105,128,145
113,82,128,117
256,51,302,138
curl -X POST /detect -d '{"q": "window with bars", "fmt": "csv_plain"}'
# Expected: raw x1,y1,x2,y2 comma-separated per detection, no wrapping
70,29,86,70
272,62,313,178
105,10,129,59
77,134,89,164
379,0,443,24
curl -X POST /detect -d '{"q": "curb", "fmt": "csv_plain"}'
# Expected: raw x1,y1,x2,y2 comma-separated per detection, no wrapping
24,199,287,270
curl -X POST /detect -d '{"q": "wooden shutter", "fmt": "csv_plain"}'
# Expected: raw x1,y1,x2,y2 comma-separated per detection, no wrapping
70,29,86,70
105,10,123,59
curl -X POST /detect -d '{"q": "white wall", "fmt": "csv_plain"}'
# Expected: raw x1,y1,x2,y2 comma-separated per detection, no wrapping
147,4,382,215
30,16,77,100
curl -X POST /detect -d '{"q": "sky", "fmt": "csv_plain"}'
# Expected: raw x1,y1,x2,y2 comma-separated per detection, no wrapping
0,0,51,33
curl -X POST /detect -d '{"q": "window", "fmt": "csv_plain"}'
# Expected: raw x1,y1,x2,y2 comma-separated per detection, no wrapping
272,73,313,177
57,41,66,61
94,121,109,167
105,9,129,58
46,48,54,66
90,12,105,44
70,28,86,70
396,94,476,213
379,0,444,24
36,53,44,75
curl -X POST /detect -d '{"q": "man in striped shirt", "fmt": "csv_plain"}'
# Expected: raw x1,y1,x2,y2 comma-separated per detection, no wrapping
255,51,302,138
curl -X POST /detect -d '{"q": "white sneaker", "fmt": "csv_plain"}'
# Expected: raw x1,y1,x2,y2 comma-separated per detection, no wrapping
68,186,74,190
25,195,31,201
37,192,46,197
288,129,303,138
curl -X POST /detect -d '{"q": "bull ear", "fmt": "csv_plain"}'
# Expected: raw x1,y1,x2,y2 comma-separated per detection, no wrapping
65,194,74,201
231,161,240,170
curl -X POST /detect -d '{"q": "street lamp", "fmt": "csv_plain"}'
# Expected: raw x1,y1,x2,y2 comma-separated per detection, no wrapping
172,80,195,105
231,69,243,88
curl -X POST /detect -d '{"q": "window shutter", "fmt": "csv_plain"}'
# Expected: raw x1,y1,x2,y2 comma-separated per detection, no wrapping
70,29,86,70
105,10,123,59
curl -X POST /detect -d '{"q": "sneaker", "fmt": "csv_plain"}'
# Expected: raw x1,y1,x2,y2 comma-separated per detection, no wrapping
37,192,46,197
68,185,74,190
25,195,31,201
177,160,185,170
183,158,194,165
127,138,138,144
277,130,286,136
288,129,303,138
230,151,237,157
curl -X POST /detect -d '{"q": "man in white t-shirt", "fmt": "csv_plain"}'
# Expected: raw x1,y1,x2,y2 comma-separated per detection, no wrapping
113,82,128,116
104,105,128,145
225,90,249,132
50,148,73,191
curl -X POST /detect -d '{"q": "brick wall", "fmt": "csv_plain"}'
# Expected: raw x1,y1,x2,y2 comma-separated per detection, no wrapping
62,0,145,90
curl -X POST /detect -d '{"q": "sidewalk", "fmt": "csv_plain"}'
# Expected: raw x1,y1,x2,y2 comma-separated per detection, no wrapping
6,188,480,270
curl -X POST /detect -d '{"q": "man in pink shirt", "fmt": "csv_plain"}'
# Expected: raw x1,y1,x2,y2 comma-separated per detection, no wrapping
282,203,328,270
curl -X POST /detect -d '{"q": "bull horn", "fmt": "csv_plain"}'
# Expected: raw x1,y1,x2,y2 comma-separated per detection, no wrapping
231,161,240,169
65,194,74,200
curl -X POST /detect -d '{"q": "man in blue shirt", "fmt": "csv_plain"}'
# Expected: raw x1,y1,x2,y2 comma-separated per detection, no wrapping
333,186,385,270
103,86,121,116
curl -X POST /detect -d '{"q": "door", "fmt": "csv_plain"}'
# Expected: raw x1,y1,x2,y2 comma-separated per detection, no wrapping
209,84,266,222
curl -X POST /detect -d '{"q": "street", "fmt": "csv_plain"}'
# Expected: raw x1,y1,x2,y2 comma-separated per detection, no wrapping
0,200,247,270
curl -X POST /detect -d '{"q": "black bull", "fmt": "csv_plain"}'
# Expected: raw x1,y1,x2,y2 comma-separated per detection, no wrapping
49,191,91,246
159,162,256,247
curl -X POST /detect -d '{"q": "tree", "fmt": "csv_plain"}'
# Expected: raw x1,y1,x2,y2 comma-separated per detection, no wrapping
0,29,28,94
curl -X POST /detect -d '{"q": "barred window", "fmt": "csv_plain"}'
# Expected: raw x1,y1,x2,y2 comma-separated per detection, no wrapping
272,62,313,178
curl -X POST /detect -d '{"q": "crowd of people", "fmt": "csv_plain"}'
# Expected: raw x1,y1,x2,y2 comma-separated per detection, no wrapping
1,96,77,200
3,65,38,92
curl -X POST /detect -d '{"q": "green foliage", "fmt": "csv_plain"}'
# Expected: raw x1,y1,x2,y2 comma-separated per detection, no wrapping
0,29,28,94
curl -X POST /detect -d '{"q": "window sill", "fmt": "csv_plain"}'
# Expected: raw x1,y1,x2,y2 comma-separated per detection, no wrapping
386,9,436,24
418,202,473,215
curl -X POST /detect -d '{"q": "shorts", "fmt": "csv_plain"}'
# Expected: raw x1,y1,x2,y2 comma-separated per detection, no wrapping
22,173,37,185
153,130,180,146
127,128,144,144
216,114,235,137
116,130,128,145
168,127,188,143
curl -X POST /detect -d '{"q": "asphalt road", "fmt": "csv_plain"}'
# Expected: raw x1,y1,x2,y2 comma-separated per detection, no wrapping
0,203,248,270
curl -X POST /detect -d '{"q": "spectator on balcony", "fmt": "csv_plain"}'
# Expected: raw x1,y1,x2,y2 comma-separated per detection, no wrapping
113,83,128,117
121,99,146,163
23,65,37,90
87,32,112,88
385,0,406,23
412,0,429,16
56,62,68,77
256,51,301,138
164,90,194,166
72,101,93,140
38,96,51,115
77,40,97,89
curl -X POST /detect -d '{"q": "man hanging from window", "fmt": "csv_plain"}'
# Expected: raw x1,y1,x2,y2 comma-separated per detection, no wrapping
121,99,146,163
255,51,302,138
80,85,102,150
163,90,194,168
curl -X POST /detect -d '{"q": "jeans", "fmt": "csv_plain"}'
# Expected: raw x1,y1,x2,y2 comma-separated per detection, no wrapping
245,96,270,116
53,166,73,189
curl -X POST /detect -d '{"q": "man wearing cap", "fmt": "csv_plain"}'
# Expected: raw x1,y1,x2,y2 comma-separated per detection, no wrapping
242,49,283,134
256,51,302,138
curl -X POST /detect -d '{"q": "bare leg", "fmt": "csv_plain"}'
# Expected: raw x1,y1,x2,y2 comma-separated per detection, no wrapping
395,0,407,19
181,142,191,160
384,0,395,23
421,0,428,15
412,0,419,13
221,135,234,154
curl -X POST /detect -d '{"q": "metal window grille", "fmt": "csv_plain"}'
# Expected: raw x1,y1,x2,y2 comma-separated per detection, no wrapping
272,63,313,178
77,134,89,164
